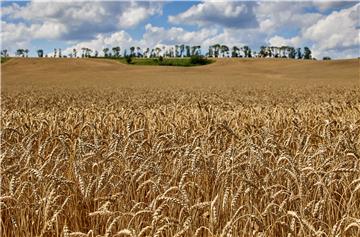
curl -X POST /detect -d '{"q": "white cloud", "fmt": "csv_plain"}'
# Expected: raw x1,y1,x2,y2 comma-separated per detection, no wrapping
118,2,162,28
303,3,360,51
141,24,218,47
268,35,302,47
169,1,258,28
63,31,134,57
1,1,163,41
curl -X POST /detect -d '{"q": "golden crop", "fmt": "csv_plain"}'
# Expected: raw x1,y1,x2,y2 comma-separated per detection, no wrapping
1,86,359,237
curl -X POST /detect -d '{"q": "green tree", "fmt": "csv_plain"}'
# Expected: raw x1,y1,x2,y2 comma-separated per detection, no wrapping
112,47,121,57
130,46,135,57
37,49,44,57
288,47,296,59
303,47,312,59
296,48,302,59
16,49,25,57
103,48,109,57
220,45,229,57
1,49,8,57
232,46,240,57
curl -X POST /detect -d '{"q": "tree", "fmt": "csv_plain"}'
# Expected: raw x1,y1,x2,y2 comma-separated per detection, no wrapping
103,48,109,57
303,47,312,59
112,46,121,57
212,44,221,57
58,48,62,58
174,45,179,57
16,49,24,57
296,48,302,59
243,46,252,58
144,48,150,58
155,47,161,57
232,46,240,57
54,48,57,58
1,49,8,57
259,46,266,57
130,46,135,57
185,46,191,57
136,47,142,57
323,56,331,60
37,49,44,57
23,49,29,57
208,46,213,57
94,50,98,57
191,46,197,56
180,44,185,57
220,45,229,57
288,47,296,59
73,48,77,58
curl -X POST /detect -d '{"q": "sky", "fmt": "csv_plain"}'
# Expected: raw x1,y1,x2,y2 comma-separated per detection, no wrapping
1,0,359,59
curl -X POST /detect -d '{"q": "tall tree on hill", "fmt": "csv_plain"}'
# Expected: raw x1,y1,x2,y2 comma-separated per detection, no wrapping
16,49,24,57
185,45,191,57
155,47,161,57
288,47,296,59
208,46,213,57
1,49,8,57
296,48,302,59
23,49,29,57
144,48,150,58
259,46,266,57
233,46,241,57
303,47,312,59
179,44,185,57
58,48,62,58
136,47,142,57
174,45,179,57
212,44,221,57
243,46,251,58
37,49,44,57
112,47,121,57
54,48,57,58
73,48,77,58
130,46,135,57
220,45,229,57
103,48,109,57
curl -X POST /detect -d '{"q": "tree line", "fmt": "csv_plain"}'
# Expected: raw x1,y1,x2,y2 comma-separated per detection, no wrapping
1,44,330,60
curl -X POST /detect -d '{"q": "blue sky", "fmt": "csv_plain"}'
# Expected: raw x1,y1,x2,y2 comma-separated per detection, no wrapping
1,1,359,59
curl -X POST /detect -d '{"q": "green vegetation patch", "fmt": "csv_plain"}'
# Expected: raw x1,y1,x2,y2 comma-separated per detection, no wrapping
0,57,11,64
118,55,213,67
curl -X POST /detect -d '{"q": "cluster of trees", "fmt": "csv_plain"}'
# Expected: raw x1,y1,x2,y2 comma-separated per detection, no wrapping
258,46,312,59
2,45,330,60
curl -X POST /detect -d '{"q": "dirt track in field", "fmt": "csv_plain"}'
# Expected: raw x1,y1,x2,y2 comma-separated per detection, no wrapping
1,58,359,92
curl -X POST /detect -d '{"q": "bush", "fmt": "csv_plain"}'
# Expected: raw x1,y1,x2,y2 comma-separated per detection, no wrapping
159,56,163,62
323,56,331,60
125,56,132,64
190,55,211,65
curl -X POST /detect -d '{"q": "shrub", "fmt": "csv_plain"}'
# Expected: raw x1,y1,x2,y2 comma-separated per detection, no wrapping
190,55,211,65
125,56,132,64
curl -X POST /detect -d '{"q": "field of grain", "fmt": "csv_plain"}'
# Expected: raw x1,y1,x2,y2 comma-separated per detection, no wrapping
1,58,360,236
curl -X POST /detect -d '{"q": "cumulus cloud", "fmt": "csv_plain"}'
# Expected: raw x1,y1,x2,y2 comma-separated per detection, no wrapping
303,3,359,51
1,1,359,59
1,1,162,41
169,1,258,28
62,31,134,57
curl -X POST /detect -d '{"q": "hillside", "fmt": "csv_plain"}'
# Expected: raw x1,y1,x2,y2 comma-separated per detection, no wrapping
1,58,358,92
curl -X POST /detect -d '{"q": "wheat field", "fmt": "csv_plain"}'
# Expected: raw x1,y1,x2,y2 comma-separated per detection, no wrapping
1,58,360,236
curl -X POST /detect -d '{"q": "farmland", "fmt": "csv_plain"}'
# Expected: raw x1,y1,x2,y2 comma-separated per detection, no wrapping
1,58,360,236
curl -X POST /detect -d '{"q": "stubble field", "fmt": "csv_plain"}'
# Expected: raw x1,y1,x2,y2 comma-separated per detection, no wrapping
1,58,360,236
